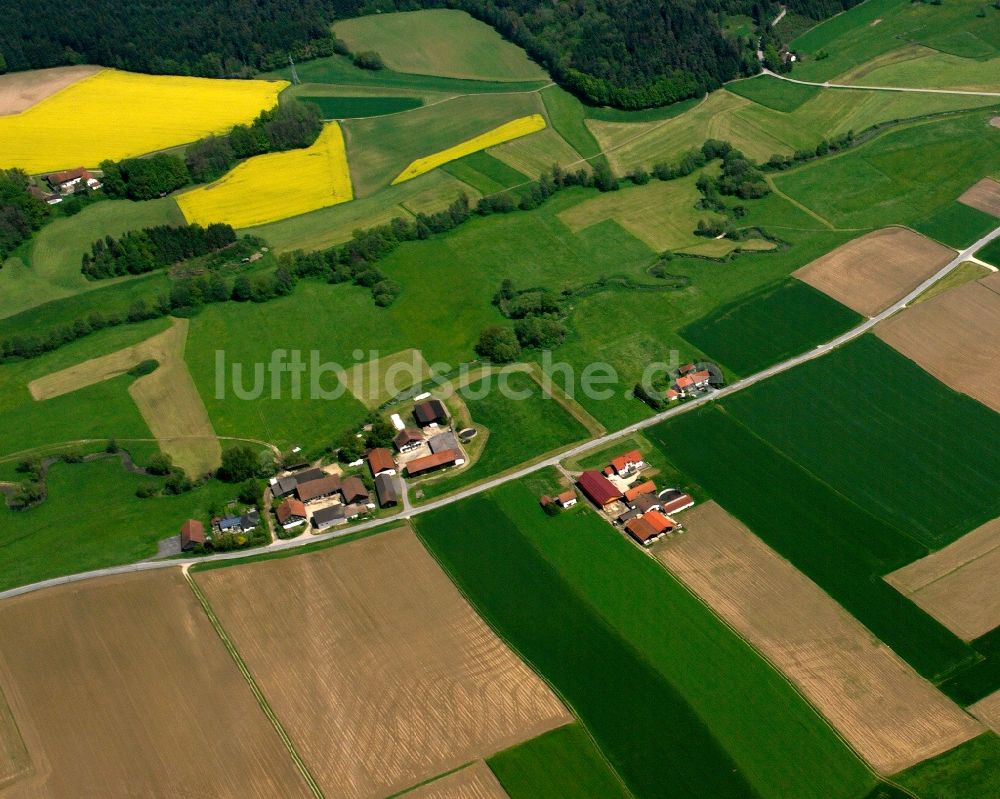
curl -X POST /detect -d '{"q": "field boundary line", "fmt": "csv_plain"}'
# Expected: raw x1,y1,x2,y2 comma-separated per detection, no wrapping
765,175,836,229
183,568,325,799
383,760,475,798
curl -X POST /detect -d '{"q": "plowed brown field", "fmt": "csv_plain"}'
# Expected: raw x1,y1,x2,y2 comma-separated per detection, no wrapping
958,177,1000,217
0,66,100,115
794,227,954,316
885,517,1000,641
400,762,509,799
196,527,570,799
0,570,312,798
877,270,1000,413
970,690,1000,735
653,502,982,774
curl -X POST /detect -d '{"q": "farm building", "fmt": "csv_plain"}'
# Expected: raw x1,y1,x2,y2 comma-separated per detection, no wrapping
609,450,644,476
272,476,298,498
367,448,396,477
643,510,677,534
617,507,640,524
630,493,662,514
276,499,307,530
624,480,657,503
394,428,424,453
428,431,461,454
296,475,342,504
406,449,464,477
313,505,347,531
672,370,712,397
660,492,695,515
556,490,577,508
45,167,101,193
413,399,448,427
342,503,366,520
374,473,398,507
239,510,260,532
577,471,624,508
625,517,666,546
341,476,369,505
179,519,205,551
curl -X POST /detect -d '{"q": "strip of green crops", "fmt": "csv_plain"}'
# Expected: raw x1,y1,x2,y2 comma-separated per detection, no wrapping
415,481,875,799
298,95,422,118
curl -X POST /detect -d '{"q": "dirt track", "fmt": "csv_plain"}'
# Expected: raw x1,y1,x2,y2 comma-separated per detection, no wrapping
885,517,1000,641
653,502,982,774
0,570,312,798
877,270,1000,413
794,227,954,316
197,526,569,799
958,177,1000,218
0,66,100,116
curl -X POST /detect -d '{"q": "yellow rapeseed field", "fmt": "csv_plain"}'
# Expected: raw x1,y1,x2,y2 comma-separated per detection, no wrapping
177,122,353,228
0,68,287,174
392,114,547,184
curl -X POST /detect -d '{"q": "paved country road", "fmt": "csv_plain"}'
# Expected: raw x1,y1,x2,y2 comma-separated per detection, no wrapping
3,223,999,602
762,67,1000,98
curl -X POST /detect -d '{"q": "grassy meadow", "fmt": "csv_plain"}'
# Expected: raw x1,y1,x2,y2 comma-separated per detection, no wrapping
442,151,529,194
415,479,877,799
912,200,999,249
892,734,1000,799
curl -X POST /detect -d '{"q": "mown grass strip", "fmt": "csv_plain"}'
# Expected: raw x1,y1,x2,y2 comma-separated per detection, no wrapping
184,569,325,799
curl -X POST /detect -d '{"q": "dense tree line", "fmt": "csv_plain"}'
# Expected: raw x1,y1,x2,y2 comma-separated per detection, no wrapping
81,223,237,280
0,169,49,261
100,100,323,200
1,0,863,109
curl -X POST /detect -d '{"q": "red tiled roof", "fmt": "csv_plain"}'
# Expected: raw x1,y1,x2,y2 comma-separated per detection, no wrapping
276,498,306,524
180,519,205,547
557,490,576,504
661,494,695,515
665,389,679,400
406,449,461,476
577,471,623,507
625,517,661,544
47,167,91,183
676,375,695,390
610,449,642,472
394,428,423,449
367,447,395,475
643,510,676,534
678,363,696,374
624,480,657,503
690,369,711,382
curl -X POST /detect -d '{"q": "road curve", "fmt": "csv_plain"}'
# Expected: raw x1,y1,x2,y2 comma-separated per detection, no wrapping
3,223,999,602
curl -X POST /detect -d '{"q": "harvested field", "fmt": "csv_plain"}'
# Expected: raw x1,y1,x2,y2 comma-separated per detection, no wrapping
653,501,983,774
876,270,1000,413
0,685,30,791
958,177,1000,218
970,690,1000,735
400,762,509,799
342,348,433,408
196,527,570,799
794,227,954,316
0,570,312,798
27,318,220,475
886,518,1000,641
0,65,100,115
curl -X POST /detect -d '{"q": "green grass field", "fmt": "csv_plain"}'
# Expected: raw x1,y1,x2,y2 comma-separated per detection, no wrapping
726,75,820,112
416,480,876,799
341,90,544,196
413,371,588,500
442,150,529,194
791,0,1000,85
488,126,584,179
0,198,182,320
333,9,547,82
912,200,999,248
487,724,633,799
539,85,604,162
977,237,1000,266
298,94,422,118
0,456,236,592
775,111,1000,229
892,734,1000,799
680,278,862,375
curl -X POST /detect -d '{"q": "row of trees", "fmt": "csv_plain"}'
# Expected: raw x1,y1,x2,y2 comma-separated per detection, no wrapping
81,222,236,279
100,100,324,200
0,169,49,261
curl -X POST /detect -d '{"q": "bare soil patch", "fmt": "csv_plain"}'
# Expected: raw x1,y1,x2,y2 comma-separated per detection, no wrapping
400,762,509,799
0,65,100,116
794,227,954,316
885,517,1000,641
28,318,220,475
958,177,1000,218
970,690,1000,735
991,117,1000,130
0,684,31,791
0,570,312,798
196,526,570,799
877,271,1000,413
653,501,982,774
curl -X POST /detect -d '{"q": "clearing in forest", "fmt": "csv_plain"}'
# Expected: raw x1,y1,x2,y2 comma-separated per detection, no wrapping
195,526,570,799
794,227,954,316
0,571,313,798
876,270,1000,414
885,517,1000,642
958,177,1000,218
0,65,100,115
27,317,220,476
654,501,983,774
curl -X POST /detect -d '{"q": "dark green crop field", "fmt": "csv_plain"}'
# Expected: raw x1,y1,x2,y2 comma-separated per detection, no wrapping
726,75,820,113
442,150,530,194
912,201,998,249
299,95,422,119
722,336,1000,548
892,734,1000,799
680,278,861,376
416,480,875,799
977,236,1000,267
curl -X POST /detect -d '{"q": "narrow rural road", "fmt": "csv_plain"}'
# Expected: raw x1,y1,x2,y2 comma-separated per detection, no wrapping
761,67,1000,98
3,223,999,602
